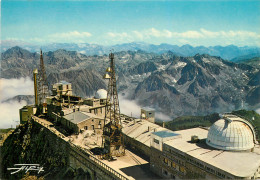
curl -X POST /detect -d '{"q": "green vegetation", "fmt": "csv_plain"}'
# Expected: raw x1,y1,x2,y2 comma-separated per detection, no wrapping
161,113,220,131
160,110,260,140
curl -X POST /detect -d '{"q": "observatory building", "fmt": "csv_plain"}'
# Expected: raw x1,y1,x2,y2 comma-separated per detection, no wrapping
206,114,256,151
149,114,260,179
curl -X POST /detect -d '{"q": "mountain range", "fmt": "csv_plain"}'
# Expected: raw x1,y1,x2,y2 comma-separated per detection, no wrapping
1,46,259,120
1,42,260,60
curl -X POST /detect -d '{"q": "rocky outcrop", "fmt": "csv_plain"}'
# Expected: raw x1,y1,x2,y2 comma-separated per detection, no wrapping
0,120,90,179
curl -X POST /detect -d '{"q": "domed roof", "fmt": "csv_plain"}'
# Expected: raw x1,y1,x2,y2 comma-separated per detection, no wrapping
206,116,255,151
94,89,107,99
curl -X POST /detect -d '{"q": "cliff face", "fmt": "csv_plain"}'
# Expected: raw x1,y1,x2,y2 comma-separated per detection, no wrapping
1,120,89,179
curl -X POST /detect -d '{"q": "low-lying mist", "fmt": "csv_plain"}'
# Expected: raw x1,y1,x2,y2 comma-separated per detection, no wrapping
0,77,34,129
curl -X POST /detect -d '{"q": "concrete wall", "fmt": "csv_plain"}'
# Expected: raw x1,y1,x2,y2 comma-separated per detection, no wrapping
89,106,106,117
77,118,104,134
123,134,150,159
150,144,239,179
60,117,79,133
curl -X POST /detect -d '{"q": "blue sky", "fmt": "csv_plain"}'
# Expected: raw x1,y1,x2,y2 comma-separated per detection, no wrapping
1,0,260,46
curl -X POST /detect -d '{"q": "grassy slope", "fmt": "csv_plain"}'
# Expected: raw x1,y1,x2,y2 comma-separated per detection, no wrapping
162,113,220,131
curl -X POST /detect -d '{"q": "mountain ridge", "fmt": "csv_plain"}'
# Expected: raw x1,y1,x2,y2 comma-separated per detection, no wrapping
1,46,259,119
2,42,260,60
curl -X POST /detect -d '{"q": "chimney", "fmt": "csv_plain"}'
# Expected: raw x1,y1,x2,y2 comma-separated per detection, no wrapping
163,121,165,128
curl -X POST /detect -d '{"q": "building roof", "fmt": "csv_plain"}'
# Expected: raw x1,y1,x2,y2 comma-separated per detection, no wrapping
152,131,180,138
63,111,90,124
122,119,168,147
63,110,103,124
164,128,260,178
60,80,71,85
141,107,155,111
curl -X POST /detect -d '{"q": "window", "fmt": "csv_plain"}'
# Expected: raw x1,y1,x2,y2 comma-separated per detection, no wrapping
84,126,88,130
177,165,180,171
217,172,225,178
154,138,159,144
163,158,168,164
168,161,171,167
180,166,186,174
172,162,176,168
92,125,95,130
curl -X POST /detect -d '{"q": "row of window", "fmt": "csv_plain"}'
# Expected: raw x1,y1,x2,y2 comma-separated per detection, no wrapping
84,124,102,130
163,158,186,174
90,108,102,115
187,157,229,179
164,146,185,160
163,150,185,166
164,145,231,179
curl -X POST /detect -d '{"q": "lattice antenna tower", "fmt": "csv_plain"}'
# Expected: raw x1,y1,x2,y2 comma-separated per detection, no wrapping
103,52,125,158
37,49,49,105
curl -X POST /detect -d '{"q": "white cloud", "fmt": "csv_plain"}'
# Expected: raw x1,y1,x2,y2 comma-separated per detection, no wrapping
155,112,172,122
0,77,34,102
3,28,259,46
0,77,34,129
49,31,92,39
118,94,172,122
0,100,27,129
132,30,144,40
119,95,141,118
107,32,129,39
131,28,259,40
104,28,259,46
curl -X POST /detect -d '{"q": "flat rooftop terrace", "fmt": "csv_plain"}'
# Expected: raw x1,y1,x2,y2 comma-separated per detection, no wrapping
164,128,260,178
66,123,160,179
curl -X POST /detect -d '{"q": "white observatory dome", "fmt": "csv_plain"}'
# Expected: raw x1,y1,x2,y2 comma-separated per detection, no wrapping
95,89,107,99
206,115,255,151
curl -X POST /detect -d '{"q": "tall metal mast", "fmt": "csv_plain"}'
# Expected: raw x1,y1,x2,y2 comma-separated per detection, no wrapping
103,52,125,158
37,49,49,105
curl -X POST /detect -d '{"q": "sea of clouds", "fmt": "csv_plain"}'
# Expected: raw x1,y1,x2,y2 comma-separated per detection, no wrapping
0,77,34,129
118,94,171,121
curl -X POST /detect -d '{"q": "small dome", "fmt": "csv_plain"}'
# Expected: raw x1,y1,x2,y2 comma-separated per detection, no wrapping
206,118,255,151
94,89,107,99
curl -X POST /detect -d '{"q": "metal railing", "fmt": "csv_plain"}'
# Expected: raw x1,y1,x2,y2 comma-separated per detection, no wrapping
69,143,129,180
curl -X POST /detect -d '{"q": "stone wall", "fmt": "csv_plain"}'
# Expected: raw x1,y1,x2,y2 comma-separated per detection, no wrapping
123,134,150,159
